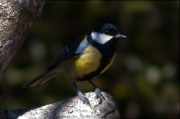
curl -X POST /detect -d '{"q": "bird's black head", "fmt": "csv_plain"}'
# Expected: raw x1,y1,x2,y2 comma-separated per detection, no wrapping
91,23,126,45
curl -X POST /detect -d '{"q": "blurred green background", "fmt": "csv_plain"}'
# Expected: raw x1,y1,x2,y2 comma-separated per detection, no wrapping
3,1,179,118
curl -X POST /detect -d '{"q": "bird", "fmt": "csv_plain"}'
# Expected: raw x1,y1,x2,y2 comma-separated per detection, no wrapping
23,23,126,105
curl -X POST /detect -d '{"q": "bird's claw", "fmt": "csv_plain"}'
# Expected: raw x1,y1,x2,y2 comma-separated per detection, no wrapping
94,87,105,104
77,90,91,106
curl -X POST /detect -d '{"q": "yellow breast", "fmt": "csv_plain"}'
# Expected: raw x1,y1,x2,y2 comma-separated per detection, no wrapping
59,45,102,79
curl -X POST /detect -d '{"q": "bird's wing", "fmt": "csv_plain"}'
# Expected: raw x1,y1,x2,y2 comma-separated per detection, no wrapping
47,35,89,70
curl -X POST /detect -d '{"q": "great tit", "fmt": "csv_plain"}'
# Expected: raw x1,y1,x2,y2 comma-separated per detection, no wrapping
23,23,126,105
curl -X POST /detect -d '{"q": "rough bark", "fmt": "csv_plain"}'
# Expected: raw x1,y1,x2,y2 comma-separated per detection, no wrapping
0,0,44,118
3,92,120,119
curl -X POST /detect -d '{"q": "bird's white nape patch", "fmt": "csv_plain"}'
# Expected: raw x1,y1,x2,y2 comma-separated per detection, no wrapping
91,32,113,44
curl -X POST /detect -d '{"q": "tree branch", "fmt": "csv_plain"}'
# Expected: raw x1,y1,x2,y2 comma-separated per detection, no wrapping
3,92,120,119
0,0,44,118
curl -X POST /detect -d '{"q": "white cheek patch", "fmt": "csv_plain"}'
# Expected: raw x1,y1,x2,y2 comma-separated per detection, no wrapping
91,32,113,44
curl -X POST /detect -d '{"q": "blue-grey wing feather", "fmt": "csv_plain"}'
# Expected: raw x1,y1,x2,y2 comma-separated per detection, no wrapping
47,35,88,69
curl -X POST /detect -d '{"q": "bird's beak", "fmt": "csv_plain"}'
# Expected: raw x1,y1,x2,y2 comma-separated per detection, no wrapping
114,33,126,39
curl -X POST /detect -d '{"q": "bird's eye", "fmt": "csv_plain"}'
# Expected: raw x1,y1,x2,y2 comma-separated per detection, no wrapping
105,30,110,34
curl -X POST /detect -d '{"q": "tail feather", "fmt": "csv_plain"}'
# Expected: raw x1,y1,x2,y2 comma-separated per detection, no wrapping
23,70,58,88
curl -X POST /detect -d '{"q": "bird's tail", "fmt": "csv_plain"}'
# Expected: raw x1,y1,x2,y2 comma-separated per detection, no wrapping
23,70,58,88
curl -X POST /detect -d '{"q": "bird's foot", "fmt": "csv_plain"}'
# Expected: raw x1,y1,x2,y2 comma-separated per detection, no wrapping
93,87,105,104
76,90,90,106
